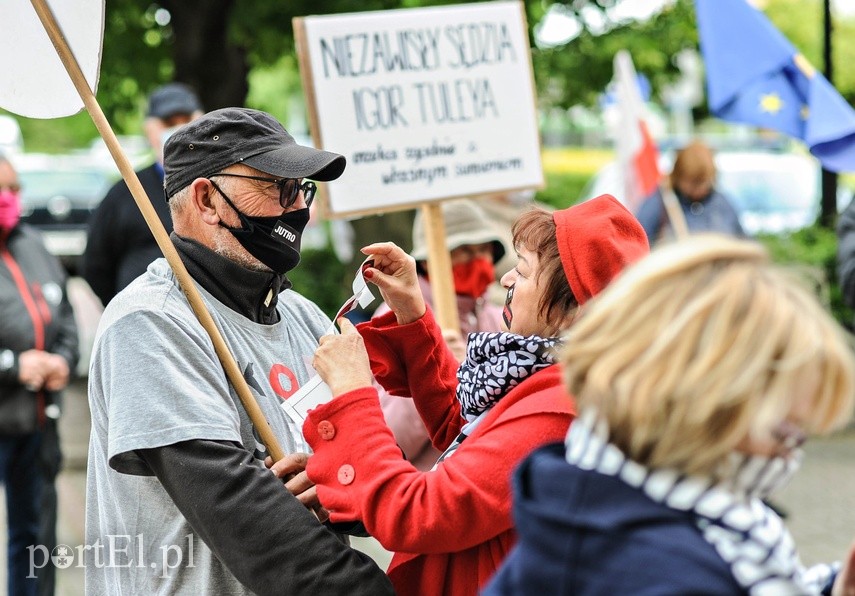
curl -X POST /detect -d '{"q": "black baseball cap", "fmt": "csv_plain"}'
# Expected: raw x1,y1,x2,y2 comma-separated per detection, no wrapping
146,83,202,120
163,107,346,199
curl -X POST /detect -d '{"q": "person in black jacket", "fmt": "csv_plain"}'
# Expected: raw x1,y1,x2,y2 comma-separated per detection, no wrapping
82,82,203,306
0,154,79,596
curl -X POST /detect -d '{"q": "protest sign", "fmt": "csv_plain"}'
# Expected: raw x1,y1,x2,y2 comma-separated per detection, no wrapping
295,1,543,218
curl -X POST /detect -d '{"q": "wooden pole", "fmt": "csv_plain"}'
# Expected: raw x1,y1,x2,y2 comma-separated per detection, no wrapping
420,203,460,333
29,0,285,461
661,186,689,239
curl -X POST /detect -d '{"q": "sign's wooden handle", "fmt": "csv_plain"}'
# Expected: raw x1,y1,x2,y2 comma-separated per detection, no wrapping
421,203,460,334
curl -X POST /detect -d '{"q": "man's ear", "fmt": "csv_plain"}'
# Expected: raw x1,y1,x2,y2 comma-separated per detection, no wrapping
191,178,220,226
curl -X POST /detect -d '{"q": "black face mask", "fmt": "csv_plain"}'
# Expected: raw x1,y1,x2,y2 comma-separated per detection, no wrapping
212,180,309,274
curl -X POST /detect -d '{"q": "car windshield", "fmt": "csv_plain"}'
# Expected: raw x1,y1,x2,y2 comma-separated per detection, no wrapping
716,159,817,214
18,169,112,206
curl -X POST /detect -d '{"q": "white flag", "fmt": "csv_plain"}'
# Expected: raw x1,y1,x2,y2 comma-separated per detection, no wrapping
613,50,661,211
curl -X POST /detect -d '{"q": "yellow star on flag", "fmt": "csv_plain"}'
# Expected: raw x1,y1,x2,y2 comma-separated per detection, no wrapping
760,93,784,114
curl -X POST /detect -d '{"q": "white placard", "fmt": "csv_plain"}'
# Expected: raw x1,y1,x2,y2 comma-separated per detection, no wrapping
0,0,103,118
280,374,334,427
297,1,543,217
281,257,376,427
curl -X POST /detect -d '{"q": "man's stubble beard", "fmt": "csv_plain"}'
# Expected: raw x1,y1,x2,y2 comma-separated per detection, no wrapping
212,226,272,273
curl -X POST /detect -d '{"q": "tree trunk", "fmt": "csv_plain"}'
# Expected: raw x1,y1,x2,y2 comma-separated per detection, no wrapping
160,0,248,111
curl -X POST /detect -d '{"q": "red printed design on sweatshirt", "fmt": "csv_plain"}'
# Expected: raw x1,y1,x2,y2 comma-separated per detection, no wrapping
268,364,298,400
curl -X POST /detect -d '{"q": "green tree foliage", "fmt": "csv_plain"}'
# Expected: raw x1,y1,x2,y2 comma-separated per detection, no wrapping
7,0,855,148
533,0,855,110
758,224,854,326
87,0,442,132
531,0,697,109
97,1,173,130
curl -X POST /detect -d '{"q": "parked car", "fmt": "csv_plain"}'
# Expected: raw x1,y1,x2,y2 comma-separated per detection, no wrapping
81,134,152,173
14,153,115,274
579,150,846,236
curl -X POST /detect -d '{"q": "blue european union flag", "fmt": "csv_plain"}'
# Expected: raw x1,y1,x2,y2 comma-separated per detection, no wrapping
696,0,855,173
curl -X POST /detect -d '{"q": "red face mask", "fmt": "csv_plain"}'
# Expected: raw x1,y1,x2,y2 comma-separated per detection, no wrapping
452,256,495,299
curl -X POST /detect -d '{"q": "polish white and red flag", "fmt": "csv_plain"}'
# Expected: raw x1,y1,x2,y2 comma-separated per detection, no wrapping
613,50,661,212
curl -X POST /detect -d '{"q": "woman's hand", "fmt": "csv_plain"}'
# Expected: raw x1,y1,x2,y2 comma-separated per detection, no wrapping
361,242,426,325
313,318,374,397
18,350,70,391
18,349,52,390
44,354,70,391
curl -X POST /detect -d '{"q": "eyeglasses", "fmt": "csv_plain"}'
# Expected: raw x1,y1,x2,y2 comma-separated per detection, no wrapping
0,184,21,193
208,173,316,209
771,420,807,452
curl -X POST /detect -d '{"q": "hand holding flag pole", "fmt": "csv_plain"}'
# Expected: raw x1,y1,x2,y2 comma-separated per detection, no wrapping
13,0,286,461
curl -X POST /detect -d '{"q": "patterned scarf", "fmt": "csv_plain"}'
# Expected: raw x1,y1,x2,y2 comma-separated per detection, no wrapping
565,410,837,595
456,332,560,423
433,332,560,468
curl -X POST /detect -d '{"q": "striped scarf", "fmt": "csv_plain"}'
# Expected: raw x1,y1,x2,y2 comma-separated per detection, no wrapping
565,410,837,595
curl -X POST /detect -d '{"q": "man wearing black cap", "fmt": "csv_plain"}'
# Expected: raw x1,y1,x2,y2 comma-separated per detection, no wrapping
84,107,392,595
82,82,203,306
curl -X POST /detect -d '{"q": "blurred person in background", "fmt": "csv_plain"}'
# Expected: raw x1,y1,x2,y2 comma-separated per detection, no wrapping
0,154,79,596
83,82,203,306
486,235,855,595
474,189,545,280
636,140,745,244
376,199,507,470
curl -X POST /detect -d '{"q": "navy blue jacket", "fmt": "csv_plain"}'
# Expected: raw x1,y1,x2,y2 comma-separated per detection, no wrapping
483,443,745,595
635,188,745,243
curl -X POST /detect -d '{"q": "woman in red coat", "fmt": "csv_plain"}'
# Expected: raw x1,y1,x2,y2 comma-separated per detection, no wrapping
303,195,649,595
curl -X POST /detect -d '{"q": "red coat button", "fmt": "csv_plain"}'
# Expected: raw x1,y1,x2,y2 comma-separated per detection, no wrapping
337,464,355,485
317,420,335,440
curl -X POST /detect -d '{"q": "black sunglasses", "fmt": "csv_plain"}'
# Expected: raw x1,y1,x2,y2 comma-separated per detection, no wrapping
208,173,316,209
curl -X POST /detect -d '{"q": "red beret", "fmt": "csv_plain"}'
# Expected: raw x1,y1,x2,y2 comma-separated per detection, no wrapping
553,194,649,305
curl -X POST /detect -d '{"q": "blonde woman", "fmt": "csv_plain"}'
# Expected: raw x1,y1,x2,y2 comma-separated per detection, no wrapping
486,235,855,595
